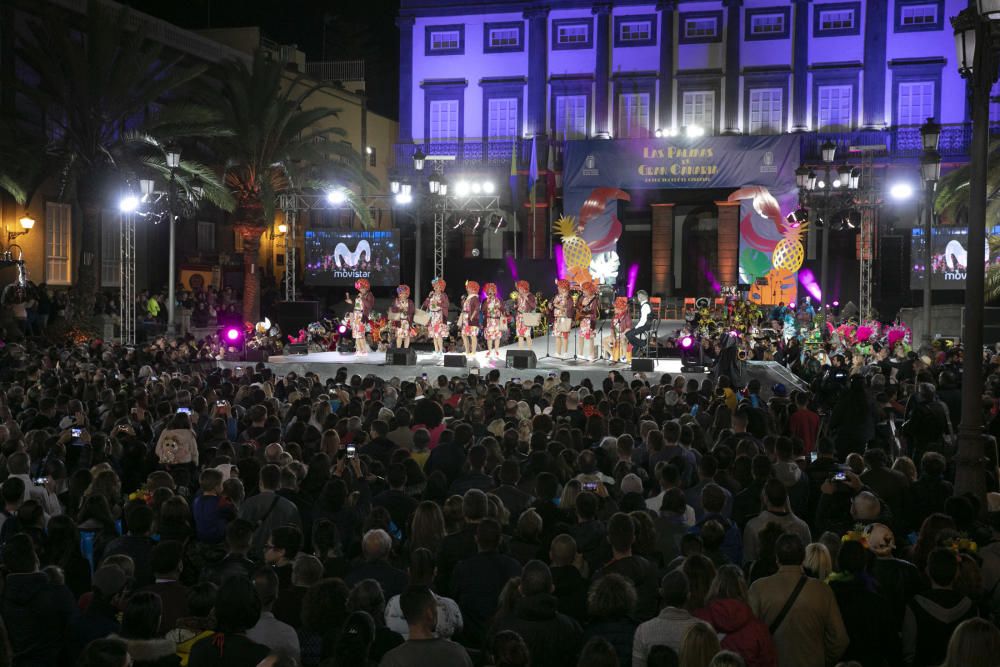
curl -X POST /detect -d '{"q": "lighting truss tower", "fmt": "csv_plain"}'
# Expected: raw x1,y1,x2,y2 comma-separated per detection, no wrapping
433,209,445,281
850,146,882,321
119,211,137,346
278,194,298,302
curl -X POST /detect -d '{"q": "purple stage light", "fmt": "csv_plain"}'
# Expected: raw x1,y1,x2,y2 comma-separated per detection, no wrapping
832,301,840,307
554,246,567,280
798,269,822,301
626,263,640,297
224,327,240,342
338,324,348,335
506,255,519,281
680,335,694,349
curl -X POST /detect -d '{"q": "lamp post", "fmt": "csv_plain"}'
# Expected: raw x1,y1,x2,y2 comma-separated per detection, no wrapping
165,145,181,333
951,1,999,501
919,118,942,345
8,214,35,243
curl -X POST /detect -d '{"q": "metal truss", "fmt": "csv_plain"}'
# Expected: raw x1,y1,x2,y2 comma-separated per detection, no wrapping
119,212,137,346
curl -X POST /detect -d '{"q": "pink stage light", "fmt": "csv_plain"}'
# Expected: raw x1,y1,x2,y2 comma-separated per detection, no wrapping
798,269,822,302
337,324,348,335
680,335,694,349
554,246,567,279
506,255,519,281
224,327,240,342
626,263,640,298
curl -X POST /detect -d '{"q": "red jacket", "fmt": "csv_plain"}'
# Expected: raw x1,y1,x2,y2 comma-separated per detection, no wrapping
695,598,777,667
789,408,820,455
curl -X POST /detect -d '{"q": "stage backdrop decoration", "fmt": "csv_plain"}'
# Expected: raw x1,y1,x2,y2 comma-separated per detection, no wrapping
554,215,594,285
727,185,801,305
562,136,801,294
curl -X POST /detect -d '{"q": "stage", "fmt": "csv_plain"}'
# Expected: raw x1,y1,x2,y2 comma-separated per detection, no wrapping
218,320,807,397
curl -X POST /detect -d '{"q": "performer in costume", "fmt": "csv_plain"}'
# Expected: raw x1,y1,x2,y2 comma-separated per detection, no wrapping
482,283,505,359
422,278,450,354
603,296,632,363
344,278,374,354
577,281,601,361
515,280,537,349
459,281,481,356
551,279,575,357
624,290,653,359
389,284,415,349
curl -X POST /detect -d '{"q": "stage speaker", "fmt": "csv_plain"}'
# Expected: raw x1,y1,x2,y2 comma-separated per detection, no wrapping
631,358,654,372
505,350,537,369
271,301,319,337
286,343,309,355
223,350,243,361
444,354,467,368
386,349,417,366
244,348,268,362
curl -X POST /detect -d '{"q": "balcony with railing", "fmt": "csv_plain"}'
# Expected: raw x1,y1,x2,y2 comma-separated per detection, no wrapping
305,61,366,90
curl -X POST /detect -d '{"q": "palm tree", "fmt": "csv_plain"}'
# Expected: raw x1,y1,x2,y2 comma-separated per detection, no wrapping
935,139,1000,301
7,0,231,320
204,50,375,323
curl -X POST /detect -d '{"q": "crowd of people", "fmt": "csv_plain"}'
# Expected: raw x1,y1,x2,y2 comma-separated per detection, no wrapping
0,296,997,667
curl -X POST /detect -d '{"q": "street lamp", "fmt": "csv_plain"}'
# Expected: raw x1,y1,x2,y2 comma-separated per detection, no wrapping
412,148,426,172
919,118,943,346
163,144,182,333
8,214,35,242
951,2,1000,501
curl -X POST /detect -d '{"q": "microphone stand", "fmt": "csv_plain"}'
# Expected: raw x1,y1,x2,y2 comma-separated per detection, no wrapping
539,312,555,361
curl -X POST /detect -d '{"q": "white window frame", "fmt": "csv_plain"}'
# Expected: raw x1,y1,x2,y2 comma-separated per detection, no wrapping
684,17,718,39
430,30,461,51
619,20,652,42
750,13,786,35
748,88,783,135
557,24,589,45
900,4,938,26
617,92,651,139
487,97,518,140
45,202,72,286
555,95,588,140
817,84,853,130
819,8,855,31
896,81,935,126
488,27,519,48
197,221,217,252
100,210,120,287
428,99,459,142
682,90,715,131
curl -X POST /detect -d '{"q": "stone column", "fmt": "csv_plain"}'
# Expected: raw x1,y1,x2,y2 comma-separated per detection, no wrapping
657,2,675,131
396,16,415,143
863,0,888,127
594,4,612,136
525,7,550,136
651,203,675,295
723,0,742,134
791,0,809,131
716,201,741,288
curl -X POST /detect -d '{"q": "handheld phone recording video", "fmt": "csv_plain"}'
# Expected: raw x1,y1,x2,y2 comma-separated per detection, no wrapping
583,481,599,492
177,407,191,415
71,428,82,438
833,472,848,482
347,445,357,459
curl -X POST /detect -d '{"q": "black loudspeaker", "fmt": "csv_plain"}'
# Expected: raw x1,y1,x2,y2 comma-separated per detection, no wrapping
244,348,268,362
286,343,309,355
505,350,537,369
386,349,417,366
631,358,655,372
444,354,467,367
271,301,320,337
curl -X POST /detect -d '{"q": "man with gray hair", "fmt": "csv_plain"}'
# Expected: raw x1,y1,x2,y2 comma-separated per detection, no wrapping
625,289,653,353
344,529,409,599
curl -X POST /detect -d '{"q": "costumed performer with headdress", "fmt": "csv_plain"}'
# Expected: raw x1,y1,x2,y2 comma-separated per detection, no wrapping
423,278,450,355
344,278,374,355
459,281,481,356
577,281,601,361
389,284,415,349
515,280,537,350
552,279,575,357
603,296,632,363
482,283,505,360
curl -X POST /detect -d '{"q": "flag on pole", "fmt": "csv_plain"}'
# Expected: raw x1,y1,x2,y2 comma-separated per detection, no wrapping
528,135,539,191
509,140,518,199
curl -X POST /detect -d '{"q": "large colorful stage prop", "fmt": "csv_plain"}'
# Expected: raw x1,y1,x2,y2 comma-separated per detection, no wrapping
561,136,802,302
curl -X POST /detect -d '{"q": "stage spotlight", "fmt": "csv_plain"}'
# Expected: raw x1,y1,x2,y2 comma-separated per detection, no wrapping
454,180,470,197
326,189,347,205
337,323,348,335
394,192,413,206
679,334,709,372
119,195,140,213
685,125,705,138
482,181,495,194
679,335,694,349
785,208,809,226
889,182,914,201
471,182,482,195
655,129,663,138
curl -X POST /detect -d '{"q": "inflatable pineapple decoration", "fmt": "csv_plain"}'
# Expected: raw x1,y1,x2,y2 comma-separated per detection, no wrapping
555,215,593,271
772,219,809,272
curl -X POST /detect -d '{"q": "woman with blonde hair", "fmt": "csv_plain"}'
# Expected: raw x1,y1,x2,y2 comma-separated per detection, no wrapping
804,542,832,581
939,618,1000,667
680,622,722,667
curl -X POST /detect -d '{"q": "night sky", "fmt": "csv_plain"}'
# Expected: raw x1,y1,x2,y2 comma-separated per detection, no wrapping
123,0,401,117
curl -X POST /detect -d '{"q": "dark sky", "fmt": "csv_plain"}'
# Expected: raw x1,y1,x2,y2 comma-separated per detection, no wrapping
124,0,401,118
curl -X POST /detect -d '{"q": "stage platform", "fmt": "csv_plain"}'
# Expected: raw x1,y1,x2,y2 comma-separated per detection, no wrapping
218,321,806,398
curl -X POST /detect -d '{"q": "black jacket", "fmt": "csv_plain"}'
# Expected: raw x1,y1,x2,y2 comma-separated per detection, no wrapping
551,564,589,623
1,572,77,667
372,489,419,536
450,550,522,646
344,559,409,600
594,555,660,621
828,575,895,667
488,593,583,667
582,618,637,667
200,552,256,587
437,524,479,593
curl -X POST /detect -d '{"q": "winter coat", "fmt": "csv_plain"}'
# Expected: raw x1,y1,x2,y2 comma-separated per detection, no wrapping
583,617,637,667
695,598,777,667
902,589,978,667
2,571,77,667
110,636,180,667
488,593,583,667
828,574,895,667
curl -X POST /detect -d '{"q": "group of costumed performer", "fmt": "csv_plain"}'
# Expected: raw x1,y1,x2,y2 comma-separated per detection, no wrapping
388,284,416,349
458,281,482,356
344,279,375,355
421,278,451,354
576,281,601,360
482,283,506,358
603,296,633,363
514,280,538,349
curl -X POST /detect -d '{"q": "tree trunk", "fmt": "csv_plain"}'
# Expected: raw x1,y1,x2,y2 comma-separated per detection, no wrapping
241,229,262,324
74,201,102,325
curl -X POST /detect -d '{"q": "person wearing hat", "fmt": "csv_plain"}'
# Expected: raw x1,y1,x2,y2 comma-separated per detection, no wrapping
71,565,129,658
345,278,375,355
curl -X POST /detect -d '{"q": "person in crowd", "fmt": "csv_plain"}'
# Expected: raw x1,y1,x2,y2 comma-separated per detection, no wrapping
694,565,776,667
345,529,409,601
385,547,463,640
748,534,849,667
378,586,472,667
188,577,269,667
111,591,179,667
633,570,709,667
247,567,300,660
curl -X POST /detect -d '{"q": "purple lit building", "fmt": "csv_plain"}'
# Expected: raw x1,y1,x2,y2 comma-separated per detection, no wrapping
396,0,971,314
